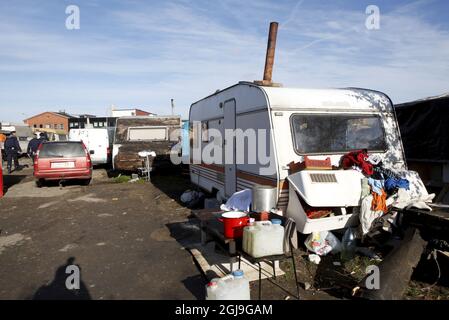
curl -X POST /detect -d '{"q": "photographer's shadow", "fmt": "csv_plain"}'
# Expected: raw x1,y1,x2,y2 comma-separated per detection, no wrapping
31,257,92,300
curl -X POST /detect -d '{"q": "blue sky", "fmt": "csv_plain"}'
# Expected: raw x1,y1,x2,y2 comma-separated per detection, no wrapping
1,0,448,123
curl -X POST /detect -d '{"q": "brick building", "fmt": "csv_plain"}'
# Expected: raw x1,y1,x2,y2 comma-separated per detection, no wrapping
24,108,155,133
23,112,71,133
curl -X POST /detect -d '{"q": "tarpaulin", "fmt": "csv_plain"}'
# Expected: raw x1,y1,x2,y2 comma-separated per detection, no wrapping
395,96,449,161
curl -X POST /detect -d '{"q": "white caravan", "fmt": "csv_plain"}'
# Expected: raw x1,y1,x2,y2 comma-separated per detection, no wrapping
189,81,407,233
69,128,113,165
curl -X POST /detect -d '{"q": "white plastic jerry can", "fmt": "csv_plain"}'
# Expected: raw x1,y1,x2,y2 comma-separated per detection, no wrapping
205,270,250,300
229,270,250,300
245,219,285,258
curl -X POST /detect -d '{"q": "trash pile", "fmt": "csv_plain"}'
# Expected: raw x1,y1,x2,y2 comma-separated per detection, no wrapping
303,149,435,264
340,149,435,237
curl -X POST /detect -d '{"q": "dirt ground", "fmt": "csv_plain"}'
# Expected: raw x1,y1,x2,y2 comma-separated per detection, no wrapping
0,158,204,299
0,158,447,300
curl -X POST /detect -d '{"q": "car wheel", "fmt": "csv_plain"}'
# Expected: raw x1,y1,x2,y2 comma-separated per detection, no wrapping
82,178,92,186
35,179,44,188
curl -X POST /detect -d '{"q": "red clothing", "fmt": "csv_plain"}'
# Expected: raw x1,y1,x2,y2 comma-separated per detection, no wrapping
341,149,373,175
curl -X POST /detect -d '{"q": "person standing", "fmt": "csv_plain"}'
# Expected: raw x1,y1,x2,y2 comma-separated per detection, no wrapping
4,131,22,173
27,133,41,162
0,132,6,165
40,131,49,142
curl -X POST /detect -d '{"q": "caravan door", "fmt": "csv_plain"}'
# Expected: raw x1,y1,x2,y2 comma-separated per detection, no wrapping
224,99,236,197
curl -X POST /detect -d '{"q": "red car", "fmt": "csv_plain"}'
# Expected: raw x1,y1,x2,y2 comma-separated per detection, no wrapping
34,141,92,187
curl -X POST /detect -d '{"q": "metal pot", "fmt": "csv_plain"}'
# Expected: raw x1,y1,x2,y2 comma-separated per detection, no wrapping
219,212,249,239
252,185,277,213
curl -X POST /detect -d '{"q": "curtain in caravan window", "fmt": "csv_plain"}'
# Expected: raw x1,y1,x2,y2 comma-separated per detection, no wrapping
128,127,167,141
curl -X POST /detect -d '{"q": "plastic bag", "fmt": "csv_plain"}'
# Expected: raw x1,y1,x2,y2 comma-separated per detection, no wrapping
220,189,252,212
181,190,198,203
304,231,342,256
180,190,203,204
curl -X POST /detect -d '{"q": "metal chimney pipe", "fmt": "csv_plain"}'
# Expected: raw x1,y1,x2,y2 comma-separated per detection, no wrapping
263,22,279,83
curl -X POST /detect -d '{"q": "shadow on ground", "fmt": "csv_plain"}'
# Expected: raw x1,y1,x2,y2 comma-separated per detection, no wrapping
2,174,28,193
30,257,92,300
166,220,209,299
182,275,207,300
151,168,194,206
39,179,90,188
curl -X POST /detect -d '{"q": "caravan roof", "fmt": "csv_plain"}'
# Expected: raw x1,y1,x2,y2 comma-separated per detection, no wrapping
191,82,394,113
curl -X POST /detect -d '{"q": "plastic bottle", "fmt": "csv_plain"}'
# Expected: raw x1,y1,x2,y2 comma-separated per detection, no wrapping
341,228,357,261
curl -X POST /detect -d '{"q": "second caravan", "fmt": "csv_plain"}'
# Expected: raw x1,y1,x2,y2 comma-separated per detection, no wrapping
112,116,181,171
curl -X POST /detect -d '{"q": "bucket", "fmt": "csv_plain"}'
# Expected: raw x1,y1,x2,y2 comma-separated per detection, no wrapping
252,185,277,213
220,212,249,239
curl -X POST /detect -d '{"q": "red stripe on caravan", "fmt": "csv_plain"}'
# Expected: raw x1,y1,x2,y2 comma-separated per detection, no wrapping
199,163,225,173
197,164,288,190
236,170,276,187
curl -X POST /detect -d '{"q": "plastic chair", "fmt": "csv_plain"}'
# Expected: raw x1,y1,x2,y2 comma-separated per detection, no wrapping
237,217,300,300
137,150,155,181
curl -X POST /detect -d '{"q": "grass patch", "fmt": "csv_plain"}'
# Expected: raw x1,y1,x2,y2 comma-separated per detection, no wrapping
113,175,131,183
343,255,380,281
113,174,147,184
405,281,449,300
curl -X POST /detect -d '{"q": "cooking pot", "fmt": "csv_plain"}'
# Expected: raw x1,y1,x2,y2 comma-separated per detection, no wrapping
252,185,277,213
219,211,249,239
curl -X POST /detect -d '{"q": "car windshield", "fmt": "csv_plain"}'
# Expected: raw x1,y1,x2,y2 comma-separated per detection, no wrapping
39,143,85,158
291,114,387,154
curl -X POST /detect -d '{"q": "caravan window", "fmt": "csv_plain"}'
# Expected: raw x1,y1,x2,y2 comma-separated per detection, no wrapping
128,127,168,141
291,114,387,154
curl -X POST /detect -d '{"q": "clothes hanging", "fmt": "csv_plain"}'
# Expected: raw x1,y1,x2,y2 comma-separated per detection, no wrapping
372,166,401,180
368,178,384,195
385,177,409,193
361,178,371,199
392,188,435,211
371,189,387,213
366,154,382,165
360,195,384,235
341,149,373,175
